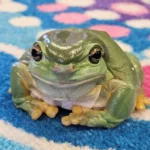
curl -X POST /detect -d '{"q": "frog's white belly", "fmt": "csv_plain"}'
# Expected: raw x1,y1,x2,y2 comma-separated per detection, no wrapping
29,75,108,110
30,84,107,110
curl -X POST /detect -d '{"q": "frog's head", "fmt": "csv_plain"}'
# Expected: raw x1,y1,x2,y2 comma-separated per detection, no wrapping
28,28,109,97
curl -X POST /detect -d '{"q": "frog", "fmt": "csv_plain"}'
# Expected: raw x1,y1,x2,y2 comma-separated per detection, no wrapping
10,28,150,128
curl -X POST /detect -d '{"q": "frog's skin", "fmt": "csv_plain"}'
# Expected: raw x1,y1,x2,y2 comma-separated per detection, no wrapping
10,28,147,128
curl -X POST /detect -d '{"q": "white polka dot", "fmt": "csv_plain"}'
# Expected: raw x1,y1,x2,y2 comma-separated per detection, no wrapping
143,49,150,57
111,2,148,16
126,19,150,28
115,40,133,52
0,0,12,2
36,29,56,39
57,0,95,7
0,43,24,59
141,59,150,66
0,2,27,13
9,16,41,27
132,109,150,121
85,9,120,20
142,0,150,5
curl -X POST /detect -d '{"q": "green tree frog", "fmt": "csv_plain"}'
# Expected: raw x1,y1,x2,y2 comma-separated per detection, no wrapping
10,28,149,128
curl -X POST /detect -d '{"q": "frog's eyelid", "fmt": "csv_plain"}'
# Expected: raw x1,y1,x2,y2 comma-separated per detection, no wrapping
32,42,53,61
30,43,43,55
42,53,54,62
101,50,105,56
44,55,50,60
90,45,104,56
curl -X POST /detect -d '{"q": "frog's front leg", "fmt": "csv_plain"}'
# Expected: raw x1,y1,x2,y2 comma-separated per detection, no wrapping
62,80,136,128
11,62,59,120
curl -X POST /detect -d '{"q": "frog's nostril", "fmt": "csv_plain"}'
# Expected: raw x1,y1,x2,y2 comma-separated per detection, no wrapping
52,66,59,72
72,65,75,70
52,64,75,73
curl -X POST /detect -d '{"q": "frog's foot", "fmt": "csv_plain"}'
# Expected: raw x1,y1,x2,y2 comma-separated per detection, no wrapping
62,105,123,128
16,100,44,120
136,91,150,110
16,98,59,120
30,99,59,119
61,105,100,126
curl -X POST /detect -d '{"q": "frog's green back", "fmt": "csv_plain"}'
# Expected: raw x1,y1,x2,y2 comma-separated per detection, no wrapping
125,52,144,84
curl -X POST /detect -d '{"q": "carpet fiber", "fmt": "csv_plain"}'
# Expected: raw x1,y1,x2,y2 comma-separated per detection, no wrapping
0,0,150,150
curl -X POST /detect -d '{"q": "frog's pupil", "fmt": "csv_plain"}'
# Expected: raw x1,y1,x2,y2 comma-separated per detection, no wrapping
92,50,101,59
32,49,37,57
89,47,102,64
31,49,42,61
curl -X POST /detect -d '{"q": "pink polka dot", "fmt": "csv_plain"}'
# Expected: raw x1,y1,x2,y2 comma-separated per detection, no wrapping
148,35,150,40
37,3,68,12
143,66,150,98
54,12,90,24
111,2,149,16
89,25,130,38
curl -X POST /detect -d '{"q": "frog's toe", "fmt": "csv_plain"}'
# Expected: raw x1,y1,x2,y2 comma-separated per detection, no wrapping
136,91,146,110
30,99,49,112
39,102,49,112
62,113,88,126
144,97,150,105
135,90,150,110
61,113,80,126
30,106,43,120
61,116,71,126
45,106,59,118
136,103,145,110
62,106,100,126
70,113,89,125
72,105,83,114
72,105,92,114
69,113,80,125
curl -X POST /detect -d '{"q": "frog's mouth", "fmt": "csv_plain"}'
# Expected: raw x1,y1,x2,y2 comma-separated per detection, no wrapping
31,73,104,88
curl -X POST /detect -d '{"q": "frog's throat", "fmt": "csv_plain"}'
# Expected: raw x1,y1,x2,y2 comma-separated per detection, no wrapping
30,73,104,88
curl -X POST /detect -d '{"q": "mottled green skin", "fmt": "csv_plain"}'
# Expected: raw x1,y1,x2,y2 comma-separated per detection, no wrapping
10,28,143,128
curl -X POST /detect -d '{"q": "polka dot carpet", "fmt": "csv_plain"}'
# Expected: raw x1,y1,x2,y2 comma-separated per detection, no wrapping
0,0,150,150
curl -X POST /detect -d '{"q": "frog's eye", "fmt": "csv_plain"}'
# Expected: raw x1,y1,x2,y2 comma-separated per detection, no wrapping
89,46,102,64
31,43,42,61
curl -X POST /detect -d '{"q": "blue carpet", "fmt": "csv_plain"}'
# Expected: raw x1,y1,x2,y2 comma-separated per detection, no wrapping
0,0,150,150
